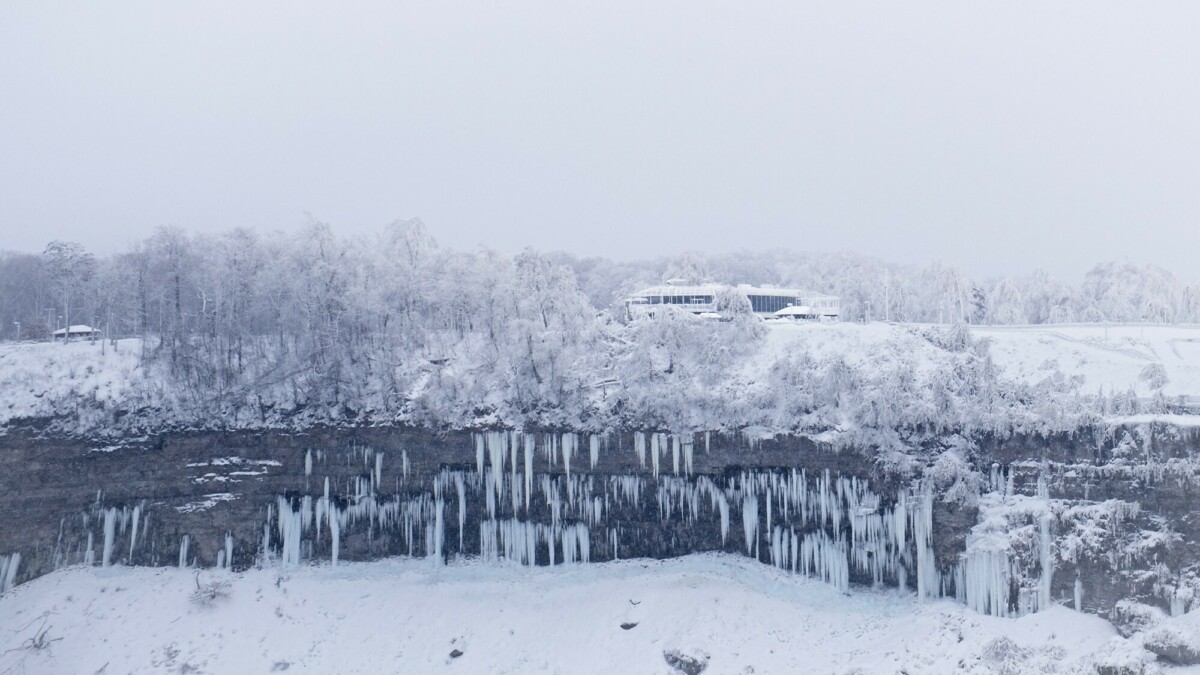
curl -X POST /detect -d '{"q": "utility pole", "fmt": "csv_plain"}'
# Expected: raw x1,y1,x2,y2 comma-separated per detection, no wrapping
884,270,890,322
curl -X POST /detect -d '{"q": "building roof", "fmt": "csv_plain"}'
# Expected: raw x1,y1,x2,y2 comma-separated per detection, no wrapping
629,283,820,298
52,325,100,336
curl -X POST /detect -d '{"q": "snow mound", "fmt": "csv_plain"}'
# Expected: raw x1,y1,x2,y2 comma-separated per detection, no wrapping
1145,611,1200,666
0,554,1134,675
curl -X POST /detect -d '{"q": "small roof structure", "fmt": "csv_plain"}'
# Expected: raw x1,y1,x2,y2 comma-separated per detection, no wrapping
773,306,815,317
52,325,101,337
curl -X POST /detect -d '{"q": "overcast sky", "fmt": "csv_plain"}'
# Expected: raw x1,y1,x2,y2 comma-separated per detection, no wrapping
1,2,1197,280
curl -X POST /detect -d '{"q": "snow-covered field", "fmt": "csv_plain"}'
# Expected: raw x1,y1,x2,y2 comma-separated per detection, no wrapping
975,324,1200,400
759,322,1200,400
0,553,1167,675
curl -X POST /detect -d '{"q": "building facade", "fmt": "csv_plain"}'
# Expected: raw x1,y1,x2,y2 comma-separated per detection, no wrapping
625,283,840,321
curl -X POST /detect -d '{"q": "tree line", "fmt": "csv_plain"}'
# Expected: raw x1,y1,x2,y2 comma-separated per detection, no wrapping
0,220,1182,433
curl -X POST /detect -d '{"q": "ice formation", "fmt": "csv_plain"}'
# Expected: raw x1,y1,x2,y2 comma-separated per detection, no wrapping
248,433,954,608
0,553,18,593
35,430,1099,621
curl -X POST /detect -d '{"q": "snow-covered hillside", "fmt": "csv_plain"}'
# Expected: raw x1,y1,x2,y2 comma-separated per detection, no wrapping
0,338,144,427
976,324,1200,400
2,323,1197,433
0,554,1161,675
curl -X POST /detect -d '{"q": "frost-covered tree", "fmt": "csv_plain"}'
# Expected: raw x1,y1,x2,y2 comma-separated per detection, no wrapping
42,240,96,340
1022,269,1076,324
662,251,709,284
986,278,1025,325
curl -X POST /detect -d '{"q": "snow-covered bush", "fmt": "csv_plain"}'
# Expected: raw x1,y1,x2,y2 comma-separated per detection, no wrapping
1110,600,1168,638
1091,636,1162,675
1144,611,1200,665
190,574,232,607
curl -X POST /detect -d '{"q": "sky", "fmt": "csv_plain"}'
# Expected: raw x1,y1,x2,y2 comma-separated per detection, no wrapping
1,1,1198,281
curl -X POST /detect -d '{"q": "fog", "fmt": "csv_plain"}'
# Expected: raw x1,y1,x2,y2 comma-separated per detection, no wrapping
2,1,1198,280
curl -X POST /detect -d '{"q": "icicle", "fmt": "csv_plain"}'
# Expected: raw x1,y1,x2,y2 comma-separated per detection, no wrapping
564,435,573,479
128,504,141,560
650,434,660,479
742,494,759,557
475,433,485,475
958,549,1010,617
1074,577,1083,611
428,496,445,564
305,449,313,477
101,507,117,567
671,435,680,476
375,452,384,487
0,553,20,593
456,472,467,551
225,533,234,570
84,531,95,566
331,505,341,566
634,432,646,467
589,435,600,470
911,491,937,601
178,534,191,568
718,494,730,544
277,496,303,567
1037,475,1054,612
524,435,534,513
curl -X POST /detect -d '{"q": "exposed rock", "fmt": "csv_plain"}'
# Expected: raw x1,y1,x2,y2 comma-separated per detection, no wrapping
620,622,638,630
1110,601,1168,639
663,648,709,675
1145,612,1200,665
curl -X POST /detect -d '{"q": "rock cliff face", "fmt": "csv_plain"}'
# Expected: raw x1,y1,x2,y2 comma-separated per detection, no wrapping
1,424,1198,621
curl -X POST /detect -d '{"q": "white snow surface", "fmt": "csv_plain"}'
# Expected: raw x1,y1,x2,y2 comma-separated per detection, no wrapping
0,553,1161,675
0,338,143,426
975,324,1200,399
758,322,1200,400
3,324,1200,430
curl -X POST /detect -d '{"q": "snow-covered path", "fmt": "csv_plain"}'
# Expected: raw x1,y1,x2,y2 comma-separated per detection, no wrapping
0,553,1145,675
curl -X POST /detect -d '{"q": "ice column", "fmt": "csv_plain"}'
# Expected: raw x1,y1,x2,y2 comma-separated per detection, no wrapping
0,553,19,593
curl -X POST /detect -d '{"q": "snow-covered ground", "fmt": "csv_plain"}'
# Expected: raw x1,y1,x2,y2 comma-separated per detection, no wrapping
975,324,1200,400
759,322,1200,400
0,338,143,426
0,553,1167,675
2,324,1199,430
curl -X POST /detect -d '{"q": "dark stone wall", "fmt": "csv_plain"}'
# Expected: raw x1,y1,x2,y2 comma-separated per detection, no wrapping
2,423,1199,619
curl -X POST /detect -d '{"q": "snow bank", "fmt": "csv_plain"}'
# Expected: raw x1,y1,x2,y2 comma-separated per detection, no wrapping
0,553,1131,675
0,338,144,427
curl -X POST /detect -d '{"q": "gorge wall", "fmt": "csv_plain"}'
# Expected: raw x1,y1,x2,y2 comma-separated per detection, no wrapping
2,424,1199,622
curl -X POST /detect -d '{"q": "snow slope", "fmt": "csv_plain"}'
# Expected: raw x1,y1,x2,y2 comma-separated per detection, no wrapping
2,324,1198,431
975,324,1200,400
0,553,1161,675
0,338,143,426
